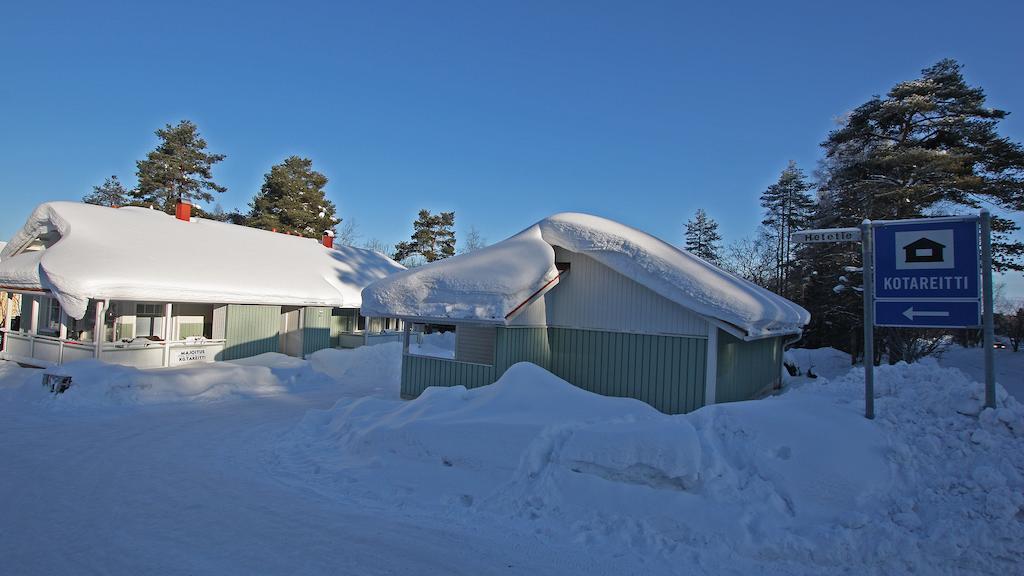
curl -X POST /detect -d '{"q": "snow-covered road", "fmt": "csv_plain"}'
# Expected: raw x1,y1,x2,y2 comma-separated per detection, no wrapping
0,380,634,575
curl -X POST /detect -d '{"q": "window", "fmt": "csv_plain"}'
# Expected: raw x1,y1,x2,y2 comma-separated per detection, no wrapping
405,323,494,364
407,323,456,359
135,303,165,339
38,297,61,335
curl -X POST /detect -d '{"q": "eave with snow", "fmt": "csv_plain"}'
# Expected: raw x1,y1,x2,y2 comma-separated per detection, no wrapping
0,201,407,368
362,212,810,414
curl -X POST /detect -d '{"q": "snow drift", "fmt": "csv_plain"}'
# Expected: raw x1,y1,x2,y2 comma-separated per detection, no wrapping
283,354,1024,575
10,344,404,409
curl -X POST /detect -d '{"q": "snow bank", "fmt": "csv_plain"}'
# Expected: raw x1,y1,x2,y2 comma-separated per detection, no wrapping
292,362,693,475
0,344,403,410
282,353,1024,574
784,346,853,379
306,342,402,399
39,360,292,408
362,212,808,339
0,202,405,319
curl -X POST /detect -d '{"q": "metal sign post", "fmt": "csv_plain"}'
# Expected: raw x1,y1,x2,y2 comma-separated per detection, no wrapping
981,210,995,409
861,220,875,419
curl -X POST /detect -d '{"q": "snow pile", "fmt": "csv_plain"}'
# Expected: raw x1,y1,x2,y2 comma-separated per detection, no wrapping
292,362,689,472
0,202,405,319
282,354,1024,574
306,342,402,399
0,345,403,410
812,359,1024,570
281,363,702,513
35,360,293,408
784,346,852,379
362,212,809,338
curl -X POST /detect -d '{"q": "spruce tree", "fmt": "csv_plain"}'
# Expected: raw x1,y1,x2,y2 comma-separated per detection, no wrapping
684,209,722,263
394,210,456,262
133,120,227,212
760,161,816,297
83,175,131,207
247,156,339,236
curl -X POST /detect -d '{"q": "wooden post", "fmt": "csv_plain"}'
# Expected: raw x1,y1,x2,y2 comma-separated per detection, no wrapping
2,292,12,332
30,295,39,335
704,327,718,405
58,308,68,365
0,292,8,354
163,302,173,367
94,300,105,359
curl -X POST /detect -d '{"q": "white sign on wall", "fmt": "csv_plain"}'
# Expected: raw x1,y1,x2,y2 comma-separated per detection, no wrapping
171,347,209,366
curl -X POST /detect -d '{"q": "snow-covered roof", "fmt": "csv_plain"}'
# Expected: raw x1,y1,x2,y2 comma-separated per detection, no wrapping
0,202,405,320
361,212,809,340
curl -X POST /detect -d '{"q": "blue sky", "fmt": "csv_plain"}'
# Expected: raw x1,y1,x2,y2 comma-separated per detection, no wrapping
2,1,1023,295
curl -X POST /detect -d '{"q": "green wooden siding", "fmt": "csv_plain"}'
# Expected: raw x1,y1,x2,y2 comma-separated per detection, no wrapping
401,326,707,414
303,306,332,356
547,327,705,414
495,327,550,372
220,304,281,360
178,323,204,338
715,330,784,404
401,355,496,398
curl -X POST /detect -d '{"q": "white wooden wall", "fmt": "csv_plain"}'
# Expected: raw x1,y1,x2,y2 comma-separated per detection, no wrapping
509,247,709,337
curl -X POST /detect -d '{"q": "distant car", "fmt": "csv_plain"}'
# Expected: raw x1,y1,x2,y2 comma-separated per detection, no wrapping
993,341,1007,349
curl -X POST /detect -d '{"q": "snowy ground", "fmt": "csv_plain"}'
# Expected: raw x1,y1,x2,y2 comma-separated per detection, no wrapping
0,344,1022,575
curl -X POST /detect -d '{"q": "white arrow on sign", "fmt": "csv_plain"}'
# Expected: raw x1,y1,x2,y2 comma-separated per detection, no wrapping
902,307,950,320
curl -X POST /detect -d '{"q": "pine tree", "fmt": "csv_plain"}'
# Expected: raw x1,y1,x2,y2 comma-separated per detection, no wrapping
684,209,722,263
760,161,816,297
802,59,1024,359
133,120,227,212
83,175,131,207
247,156,339,236
394,210,456,263
820,59,1024,271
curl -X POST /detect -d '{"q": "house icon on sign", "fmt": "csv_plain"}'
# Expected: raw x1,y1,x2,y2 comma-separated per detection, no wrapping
903,237,946,263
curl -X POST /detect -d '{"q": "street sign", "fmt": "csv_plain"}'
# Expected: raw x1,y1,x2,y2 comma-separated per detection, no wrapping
875,300,981,328
872,218,981,328
843,213,994,419
791,227,861,243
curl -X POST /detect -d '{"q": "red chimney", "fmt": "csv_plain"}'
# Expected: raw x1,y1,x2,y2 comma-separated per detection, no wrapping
175,200,192,222
322,230,334,248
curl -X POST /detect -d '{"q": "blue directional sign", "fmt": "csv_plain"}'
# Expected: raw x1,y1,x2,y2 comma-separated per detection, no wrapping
873,218,981,328
875,300,981,329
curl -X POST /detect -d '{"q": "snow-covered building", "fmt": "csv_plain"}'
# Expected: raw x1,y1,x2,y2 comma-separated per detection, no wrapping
0,201,405,368
361,213,810,414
